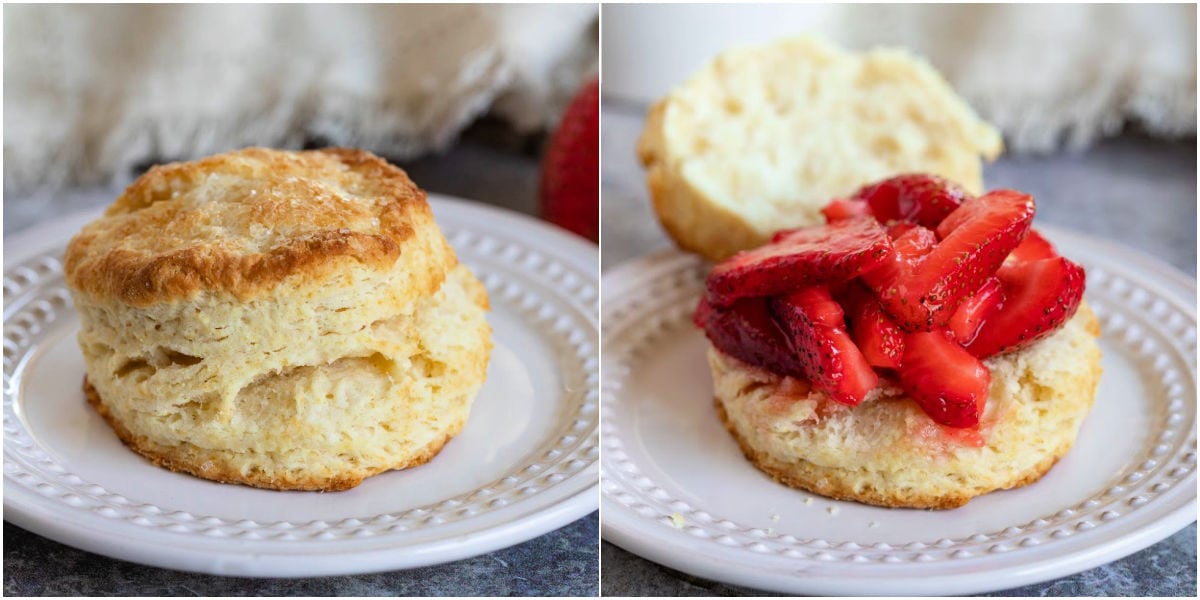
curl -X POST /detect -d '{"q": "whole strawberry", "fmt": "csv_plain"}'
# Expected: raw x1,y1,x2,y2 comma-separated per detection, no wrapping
539,77,599,243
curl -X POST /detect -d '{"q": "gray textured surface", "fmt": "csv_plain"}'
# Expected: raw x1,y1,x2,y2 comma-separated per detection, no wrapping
601,526,1196,597
600,102,1197,596
4,518,598,597
2,123,600,596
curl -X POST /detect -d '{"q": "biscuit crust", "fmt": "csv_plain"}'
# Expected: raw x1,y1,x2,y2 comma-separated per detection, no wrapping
85,378,459,492
64,147,454,307
716,399,1065,509
65,148,493,492
710,303,1102,509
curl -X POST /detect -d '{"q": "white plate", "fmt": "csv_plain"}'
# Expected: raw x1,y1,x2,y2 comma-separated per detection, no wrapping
600,225,1196,596
3,195,599,577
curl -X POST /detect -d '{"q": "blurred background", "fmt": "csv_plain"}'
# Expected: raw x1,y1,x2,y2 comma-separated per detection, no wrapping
600,3,1195,595
602,3,1196,271
3,3,598,597
4,3,599,242
604,3,1195,154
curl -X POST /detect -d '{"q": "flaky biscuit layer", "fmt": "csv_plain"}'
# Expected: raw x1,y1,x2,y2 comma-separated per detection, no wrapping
712,303,1102,509
82,266,492,491
65,148,493,491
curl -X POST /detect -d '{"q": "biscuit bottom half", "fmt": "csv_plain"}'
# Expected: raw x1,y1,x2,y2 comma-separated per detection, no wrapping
711,302,1102,509
81,266,492,491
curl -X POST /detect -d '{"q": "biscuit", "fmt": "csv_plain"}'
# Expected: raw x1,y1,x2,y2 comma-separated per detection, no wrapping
710,303,1102,509
65,148,493,491
638,36,1003,261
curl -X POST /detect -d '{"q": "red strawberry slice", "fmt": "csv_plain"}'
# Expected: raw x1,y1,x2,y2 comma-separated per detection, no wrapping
948,277,1005,345
845,284,904,369
693,293,716,329
884,222,926,240
693,295,805,378
899,330,991,428
769,288,878,405
934,189,1032,239
966,256,1086,359
854,174,972,228
708,217,892,307
860,224,938,291
873,190,1035,331
1006,229,1057,264
820,198,873,223
888,223,939,253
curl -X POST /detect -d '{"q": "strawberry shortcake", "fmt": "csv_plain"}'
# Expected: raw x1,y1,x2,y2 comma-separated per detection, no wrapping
695,174,1102,509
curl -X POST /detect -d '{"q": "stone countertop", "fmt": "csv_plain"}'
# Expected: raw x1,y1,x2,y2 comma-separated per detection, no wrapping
2,125,600,597
600,101,1197,597
5,518,598,597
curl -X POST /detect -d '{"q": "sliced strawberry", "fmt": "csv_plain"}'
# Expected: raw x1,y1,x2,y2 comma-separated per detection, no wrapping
1006,229,1057,264
769,288,878,405
854,174,971,228
966,256,1086,359
935,189,1032,239
820,198,873,223
692,293,716,329
890,224,939,250
948,277,1005,345
884,222,923,240
872,190,1035,331
899,330,991,428
859,224,937,291
845,284,904,369
694,295,806,378
708,217,893,307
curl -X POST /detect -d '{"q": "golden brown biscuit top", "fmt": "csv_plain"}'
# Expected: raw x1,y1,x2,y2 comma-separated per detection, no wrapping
65,147,453,306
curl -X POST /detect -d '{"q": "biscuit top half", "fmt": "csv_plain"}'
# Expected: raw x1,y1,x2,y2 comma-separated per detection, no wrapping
65,147,456,307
